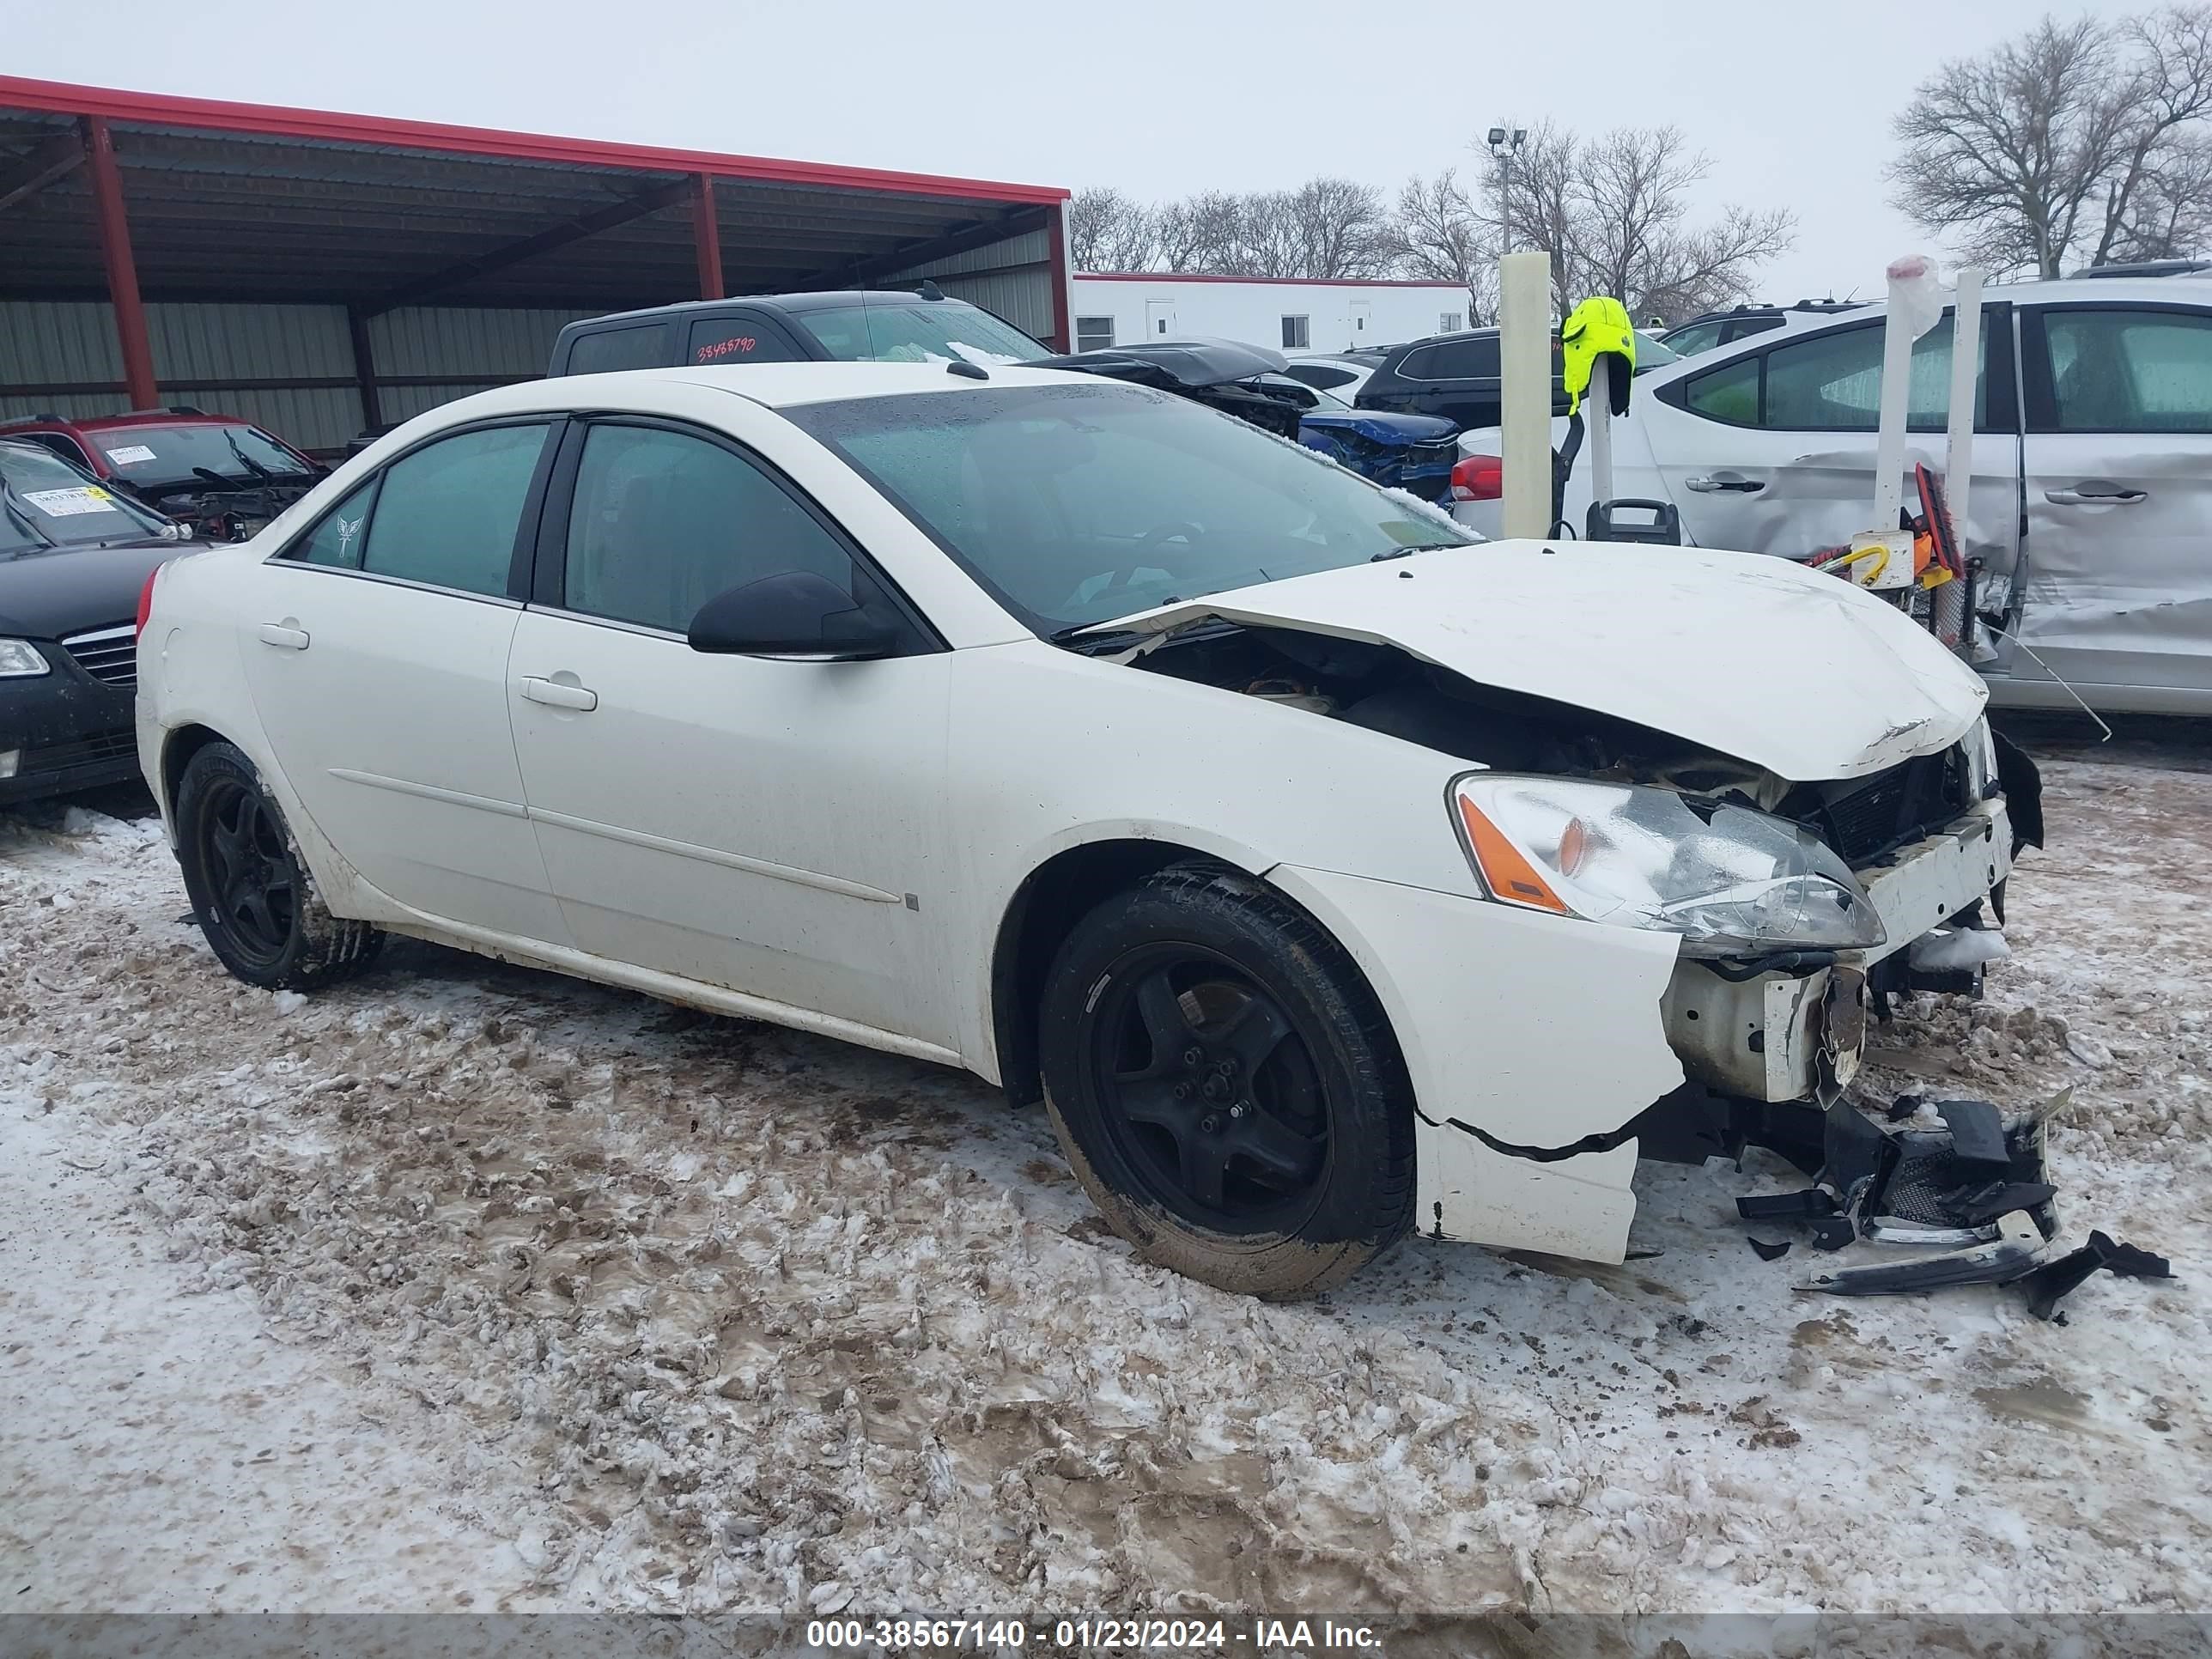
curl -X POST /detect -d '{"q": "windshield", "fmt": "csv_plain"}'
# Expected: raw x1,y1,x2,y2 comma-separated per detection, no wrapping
1632,331,1680,372
0,441,173,555
88,422,317,489
787,380,1479,635
793,301,1047,368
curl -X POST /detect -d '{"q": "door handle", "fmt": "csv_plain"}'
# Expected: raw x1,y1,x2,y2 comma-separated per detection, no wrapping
1684,474,1766,494
257,623,310,650
519,675,598,712
2045,484,2148,506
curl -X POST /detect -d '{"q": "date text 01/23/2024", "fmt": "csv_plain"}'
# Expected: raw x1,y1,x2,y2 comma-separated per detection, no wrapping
803,1617,1383,1650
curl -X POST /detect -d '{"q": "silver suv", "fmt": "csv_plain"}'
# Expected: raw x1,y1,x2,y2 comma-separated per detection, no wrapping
1455,273,2212,714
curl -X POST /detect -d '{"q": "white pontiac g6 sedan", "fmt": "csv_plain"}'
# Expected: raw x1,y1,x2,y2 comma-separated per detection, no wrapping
136,362,2024,1297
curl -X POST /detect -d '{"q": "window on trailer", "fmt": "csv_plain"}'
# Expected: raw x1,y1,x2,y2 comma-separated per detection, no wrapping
1076,316,1115,353
1441,312,1465,332
1281,316,1311,350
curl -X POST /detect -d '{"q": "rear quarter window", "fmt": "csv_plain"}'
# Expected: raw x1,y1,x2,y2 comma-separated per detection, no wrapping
562,323,673,374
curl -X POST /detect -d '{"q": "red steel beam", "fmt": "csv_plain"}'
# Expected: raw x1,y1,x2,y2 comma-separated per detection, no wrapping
80,116,157,410
0,75,1066,206
692,173,724,300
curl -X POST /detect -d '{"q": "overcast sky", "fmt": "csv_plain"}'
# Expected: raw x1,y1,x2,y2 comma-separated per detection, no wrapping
10,0,2149,302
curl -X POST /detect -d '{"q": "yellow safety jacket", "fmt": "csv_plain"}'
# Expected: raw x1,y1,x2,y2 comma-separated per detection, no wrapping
1561,296,1636,417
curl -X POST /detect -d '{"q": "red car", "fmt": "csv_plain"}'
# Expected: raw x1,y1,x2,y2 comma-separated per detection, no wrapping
0,408,326,540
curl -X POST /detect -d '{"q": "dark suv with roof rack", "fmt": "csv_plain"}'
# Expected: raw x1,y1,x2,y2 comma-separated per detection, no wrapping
549,287,1046,376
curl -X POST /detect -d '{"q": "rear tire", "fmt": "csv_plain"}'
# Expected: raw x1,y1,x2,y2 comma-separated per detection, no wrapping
173,740,382,991
1037,860,1414,1299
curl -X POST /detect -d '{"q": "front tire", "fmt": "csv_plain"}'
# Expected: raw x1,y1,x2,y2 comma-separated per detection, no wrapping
173,740,382,991
1037,861,1414,1298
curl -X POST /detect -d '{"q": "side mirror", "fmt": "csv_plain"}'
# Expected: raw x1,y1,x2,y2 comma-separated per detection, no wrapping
687,570,900,660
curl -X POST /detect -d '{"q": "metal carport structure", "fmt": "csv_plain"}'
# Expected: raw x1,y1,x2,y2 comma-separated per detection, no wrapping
0,76,1071,450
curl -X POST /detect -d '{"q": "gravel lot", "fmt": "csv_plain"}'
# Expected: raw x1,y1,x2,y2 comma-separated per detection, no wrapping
3,723,2206,1619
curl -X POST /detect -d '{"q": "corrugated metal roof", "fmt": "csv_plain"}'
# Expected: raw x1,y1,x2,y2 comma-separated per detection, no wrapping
0,76,1066,203
0,82,1066,311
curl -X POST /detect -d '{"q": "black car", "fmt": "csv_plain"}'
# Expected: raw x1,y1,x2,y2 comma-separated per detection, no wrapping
548,286,1047,376
552,296,1461,497
1354,325,1680,431
0,440,207,805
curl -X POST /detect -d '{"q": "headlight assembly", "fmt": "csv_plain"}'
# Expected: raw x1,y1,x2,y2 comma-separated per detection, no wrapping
1450,773,1886,958
0,638,52,678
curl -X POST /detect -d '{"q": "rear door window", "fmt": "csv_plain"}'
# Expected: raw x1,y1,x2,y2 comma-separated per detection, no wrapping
1680,317,1988,431
356,422,551,597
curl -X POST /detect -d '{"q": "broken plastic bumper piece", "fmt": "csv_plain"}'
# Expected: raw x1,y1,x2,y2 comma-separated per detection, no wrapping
1742,1097,2176,1317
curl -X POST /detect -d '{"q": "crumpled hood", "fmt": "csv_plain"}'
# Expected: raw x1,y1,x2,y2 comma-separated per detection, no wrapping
1088,539,1990,781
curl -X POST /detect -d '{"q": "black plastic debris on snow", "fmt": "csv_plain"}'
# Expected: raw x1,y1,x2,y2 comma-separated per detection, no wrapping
2021,1231,2175,1323
1731,1095,2179,1318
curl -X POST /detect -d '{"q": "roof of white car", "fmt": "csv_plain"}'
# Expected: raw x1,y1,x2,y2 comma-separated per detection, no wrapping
652,361,1102,407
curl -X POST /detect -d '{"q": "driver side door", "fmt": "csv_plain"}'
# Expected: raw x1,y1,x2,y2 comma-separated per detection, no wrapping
504,416,957,1047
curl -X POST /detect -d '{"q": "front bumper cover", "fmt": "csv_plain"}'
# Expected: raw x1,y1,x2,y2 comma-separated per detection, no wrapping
0,650,138,805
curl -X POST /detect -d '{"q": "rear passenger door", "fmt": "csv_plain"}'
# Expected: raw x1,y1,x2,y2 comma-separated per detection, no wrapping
2014,301,2212,700
240,419,569,944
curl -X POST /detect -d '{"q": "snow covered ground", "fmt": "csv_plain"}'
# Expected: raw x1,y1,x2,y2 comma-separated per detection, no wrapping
3,734,2206,1620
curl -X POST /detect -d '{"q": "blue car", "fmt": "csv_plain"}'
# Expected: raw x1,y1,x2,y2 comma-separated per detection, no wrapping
1291,390,1459,501
1037,337,1462,501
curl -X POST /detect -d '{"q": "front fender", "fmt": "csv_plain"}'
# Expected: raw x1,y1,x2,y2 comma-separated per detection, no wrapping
1269,865,1685,1262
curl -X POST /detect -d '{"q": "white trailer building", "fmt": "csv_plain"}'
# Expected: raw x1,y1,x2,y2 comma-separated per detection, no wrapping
1070,274,1471,358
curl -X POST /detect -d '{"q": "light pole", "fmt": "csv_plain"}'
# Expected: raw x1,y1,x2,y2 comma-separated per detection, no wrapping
1487,125,1528,255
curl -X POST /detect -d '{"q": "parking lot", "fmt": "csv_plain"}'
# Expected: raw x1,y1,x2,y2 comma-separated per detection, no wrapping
3,720,2206,1618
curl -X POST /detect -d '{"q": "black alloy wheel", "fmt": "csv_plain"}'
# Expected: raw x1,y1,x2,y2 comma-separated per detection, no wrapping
173,739,382,991
1037,860,1415,1299
197,773,297,970
1085,944,1329,1231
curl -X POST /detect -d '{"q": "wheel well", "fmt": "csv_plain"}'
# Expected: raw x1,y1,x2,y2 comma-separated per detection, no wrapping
991,840,1215,1106
160,723,228,812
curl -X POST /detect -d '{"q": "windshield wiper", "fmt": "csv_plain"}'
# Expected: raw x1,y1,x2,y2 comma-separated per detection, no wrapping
1370,540,1468,562
222,428,277,481
0,485,57,550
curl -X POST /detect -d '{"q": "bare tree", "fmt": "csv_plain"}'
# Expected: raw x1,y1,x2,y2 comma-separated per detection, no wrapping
1389,169,1496,320
1142,191,1228,272
1279,178,1396,278
1888,7,2212,276
1065,186,1157,273
1480,121,1793,320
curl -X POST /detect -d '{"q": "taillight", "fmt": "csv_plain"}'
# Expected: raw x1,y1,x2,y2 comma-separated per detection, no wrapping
135,565,162,637
1449,454,1503,502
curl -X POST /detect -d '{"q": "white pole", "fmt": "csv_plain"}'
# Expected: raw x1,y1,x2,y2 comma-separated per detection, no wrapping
1936,270,1983,647
1498,251,1552,540
1944,270,1983,550
1587,353,1614,514
1870,270,1918,537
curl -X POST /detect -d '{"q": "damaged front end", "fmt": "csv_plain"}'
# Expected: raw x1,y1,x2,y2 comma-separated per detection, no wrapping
1088,558,2048,1266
